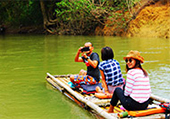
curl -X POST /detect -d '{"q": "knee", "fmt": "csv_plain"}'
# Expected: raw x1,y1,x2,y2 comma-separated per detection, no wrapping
114,87,123,95
115,87,121,92
79,69,87,75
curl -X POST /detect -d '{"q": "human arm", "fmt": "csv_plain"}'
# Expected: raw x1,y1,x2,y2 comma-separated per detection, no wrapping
87,58,98,68
100,70,109,93
75,47,84,62
124,71,135,96
82,53,99,68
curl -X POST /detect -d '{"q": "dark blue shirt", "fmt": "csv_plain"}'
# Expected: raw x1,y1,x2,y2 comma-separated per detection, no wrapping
82,52,100,82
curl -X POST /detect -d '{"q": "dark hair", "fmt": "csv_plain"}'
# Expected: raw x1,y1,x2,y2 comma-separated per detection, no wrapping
101,47,114,61
125,59,148,77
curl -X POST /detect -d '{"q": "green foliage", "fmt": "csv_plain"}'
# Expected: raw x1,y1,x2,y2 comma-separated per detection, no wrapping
55,0,93,21
54,0,97,34
54,0,137,35
0,0,43,26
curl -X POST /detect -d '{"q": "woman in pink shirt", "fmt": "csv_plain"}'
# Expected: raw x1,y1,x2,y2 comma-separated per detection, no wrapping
108,50,151,113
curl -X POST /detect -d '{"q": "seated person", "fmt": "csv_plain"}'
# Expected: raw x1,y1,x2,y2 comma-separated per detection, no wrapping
96,47,124,95
70,42,100,88
108,50,151,113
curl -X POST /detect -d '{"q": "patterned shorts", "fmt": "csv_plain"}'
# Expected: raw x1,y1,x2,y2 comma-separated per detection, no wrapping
73,75,97,85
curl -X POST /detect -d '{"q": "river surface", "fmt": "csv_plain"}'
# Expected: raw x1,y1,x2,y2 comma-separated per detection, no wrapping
0,35,169,119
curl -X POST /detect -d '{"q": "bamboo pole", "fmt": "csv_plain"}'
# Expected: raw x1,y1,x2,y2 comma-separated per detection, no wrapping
47,73,117,119
46,78,84,107
52,76,111,106
50,74,170,104
91,100,110,106
150,94,170,103
52,77,85,99
46,78,64,92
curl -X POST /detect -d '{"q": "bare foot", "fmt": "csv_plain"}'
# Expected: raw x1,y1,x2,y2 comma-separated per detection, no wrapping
107,109,114,113
96,86,102,93
107,105,114,113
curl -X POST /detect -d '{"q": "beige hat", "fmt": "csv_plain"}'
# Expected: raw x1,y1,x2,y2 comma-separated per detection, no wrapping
123,50,144,63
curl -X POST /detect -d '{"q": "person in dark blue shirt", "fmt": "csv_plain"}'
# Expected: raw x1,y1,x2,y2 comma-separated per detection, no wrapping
70,42,100,88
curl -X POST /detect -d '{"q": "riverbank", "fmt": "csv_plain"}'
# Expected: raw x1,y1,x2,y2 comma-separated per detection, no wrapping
95,0,170,38
3,25,45,34
126,0,170,38
2,0,170,38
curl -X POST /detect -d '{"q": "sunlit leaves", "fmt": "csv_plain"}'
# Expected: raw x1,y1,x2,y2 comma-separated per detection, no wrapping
54,0,137,35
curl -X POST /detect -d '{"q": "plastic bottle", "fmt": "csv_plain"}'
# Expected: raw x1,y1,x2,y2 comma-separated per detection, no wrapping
118,111,128,117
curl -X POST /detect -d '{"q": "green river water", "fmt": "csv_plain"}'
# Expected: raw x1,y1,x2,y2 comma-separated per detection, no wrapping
0,35,169,119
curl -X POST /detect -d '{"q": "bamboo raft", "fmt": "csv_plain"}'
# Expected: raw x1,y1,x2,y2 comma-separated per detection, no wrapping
46,73,170,119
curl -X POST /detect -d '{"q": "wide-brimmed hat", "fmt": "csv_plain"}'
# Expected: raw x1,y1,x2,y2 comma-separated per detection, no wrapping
123,50,144,63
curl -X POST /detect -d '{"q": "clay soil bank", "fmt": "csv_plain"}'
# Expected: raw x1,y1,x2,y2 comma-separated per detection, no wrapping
95,1,170,39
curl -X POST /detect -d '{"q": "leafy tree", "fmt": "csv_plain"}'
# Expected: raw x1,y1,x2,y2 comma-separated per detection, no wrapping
41,0,137,35
0,0,141,35
0,0,43,26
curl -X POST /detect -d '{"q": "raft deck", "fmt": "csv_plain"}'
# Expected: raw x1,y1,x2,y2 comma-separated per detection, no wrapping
46,73,170,119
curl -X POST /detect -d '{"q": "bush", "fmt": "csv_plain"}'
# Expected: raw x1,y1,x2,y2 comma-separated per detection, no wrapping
54,0,136,35
0,1,43,26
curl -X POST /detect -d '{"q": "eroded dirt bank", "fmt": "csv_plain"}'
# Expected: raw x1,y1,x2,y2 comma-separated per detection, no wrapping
126,1,170,38
95,1,170,38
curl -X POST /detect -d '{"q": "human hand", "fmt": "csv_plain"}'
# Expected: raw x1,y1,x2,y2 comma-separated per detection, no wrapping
105,92,112,98
105,91,110,94
78,47,83,53
82,53,87,59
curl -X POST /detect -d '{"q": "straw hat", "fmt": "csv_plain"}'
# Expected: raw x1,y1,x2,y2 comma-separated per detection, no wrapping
123,50,144,63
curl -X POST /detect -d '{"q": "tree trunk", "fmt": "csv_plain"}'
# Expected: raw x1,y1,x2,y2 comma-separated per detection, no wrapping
40,0,48,28
39,0,55,34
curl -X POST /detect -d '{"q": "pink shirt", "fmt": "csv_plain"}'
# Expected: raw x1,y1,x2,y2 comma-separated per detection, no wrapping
124,69,151,103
